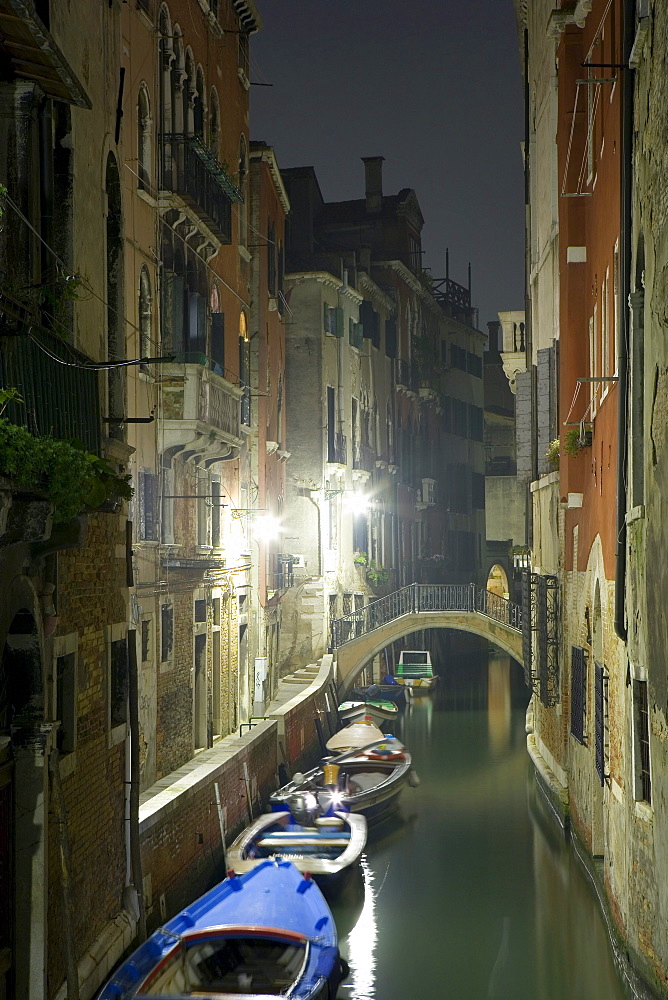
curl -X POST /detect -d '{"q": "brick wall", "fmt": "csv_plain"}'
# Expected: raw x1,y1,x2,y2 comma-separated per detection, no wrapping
140,723,278,931
47,513,129,995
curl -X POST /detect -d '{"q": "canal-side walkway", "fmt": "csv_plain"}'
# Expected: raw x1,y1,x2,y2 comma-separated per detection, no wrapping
64,657,336,1000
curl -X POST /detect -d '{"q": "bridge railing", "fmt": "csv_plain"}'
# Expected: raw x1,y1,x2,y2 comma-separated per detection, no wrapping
330,583,522,649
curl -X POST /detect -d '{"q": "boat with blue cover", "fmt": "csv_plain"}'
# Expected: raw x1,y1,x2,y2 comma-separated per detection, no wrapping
97,859,345,999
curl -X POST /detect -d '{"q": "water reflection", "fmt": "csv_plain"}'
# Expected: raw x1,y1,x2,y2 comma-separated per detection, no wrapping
338,857,378,1000
333,652,627,1000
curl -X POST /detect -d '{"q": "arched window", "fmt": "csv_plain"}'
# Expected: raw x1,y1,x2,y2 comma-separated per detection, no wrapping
137,84,152,190
183,49,195,136
139,266,153,370
209,87,220,158
194,66,205,140
238,134,248,247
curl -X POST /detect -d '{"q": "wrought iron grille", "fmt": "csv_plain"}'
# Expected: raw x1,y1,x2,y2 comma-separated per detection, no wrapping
634,679,651,803
0,326,101,454
161,134,241,243
330,582,522,649
521,572,538,691
595,662,606,786
537,574,559,706
570,645,587,745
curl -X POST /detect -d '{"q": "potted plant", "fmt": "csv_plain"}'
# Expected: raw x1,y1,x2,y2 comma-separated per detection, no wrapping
563,425,593,458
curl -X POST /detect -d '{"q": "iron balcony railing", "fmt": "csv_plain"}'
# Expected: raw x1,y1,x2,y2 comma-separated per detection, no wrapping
0,322,100,453
161,133,242,243
330,582,522,649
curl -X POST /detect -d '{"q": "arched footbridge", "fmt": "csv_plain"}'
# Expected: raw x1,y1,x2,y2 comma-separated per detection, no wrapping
331,583,523,695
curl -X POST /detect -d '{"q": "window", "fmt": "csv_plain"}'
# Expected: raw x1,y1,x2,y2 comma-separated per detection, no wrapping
161,604,174,662
110,636,128,728
211,479,221,548
194,599,207,623
209,88,220,158
139,266,153,371
137,84,152,191
385,318,397,359
139,469,158,541
327,386,336,461
570,645,587,744
595,662,607,786
359,301,380,348
141,619,151,663
324,304,343,337
633,678,651,803
211,311,225,373
238,134,248,247
56,652,76,755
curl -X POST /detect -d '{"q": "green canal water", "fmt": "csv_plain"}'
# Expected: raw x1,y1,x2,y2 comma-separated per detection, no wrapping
331,652,628,1000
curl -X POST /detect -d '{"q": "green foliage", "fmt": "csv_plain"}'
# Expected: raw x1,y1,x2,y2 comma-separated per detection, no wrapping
0,387,22,416
0,417,133,523
563,427,583,458
366,561,388,586
353,550,368,566
546,438,560,469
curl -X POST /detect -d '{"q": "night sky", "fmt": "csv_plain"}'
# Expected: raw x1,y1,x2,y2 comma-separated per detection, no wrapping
249,0,526,330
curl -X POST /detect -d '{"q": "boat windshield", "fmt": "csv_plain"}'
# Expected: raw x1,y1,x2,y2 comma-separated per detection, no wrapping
138,934,308,996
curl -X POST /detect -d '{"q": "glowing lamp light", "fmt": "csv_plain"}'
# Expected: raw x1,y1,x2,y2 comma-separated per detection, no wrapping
344,491,370,516
254,513,281,541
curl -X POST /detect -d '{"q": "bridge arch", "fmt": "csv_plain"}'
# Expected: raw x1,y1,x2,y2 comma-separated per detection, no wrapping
331,583,523,696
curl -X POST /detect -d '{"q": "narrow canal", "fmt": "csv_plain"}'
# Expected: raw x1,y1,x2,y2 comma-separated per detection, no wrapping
331,650,628,1000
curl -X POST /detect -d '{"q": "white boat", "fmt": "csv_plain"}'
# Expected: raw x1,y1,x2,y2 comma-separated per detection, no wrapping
395,649,437,692
227,809,367,891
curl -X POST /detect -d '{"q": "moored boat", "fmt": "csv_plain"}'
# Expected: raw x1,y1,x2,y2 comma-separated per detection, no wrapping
226,808,367,892
269,738,415,826
395,650,437,692
338,698,398,728
97,859,345,999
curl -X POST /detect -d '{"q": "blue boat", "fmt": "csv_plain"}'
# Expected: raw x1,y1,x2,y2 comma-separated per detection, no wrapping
98,859,345,999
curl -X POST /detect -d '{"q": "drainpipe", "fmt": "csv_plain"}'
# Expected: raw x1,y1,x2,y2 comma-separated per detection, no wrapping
614,0,634,640
127,632,147,942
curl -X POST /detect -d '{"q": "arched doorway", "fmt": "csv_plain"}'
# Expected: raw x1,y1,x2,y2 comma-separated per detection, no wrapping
1,605,45,1000
487,563,510,600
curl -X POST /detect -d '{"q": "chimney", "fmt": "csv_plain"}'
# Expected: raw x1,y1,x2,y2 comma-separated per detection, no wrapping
362,156,384,214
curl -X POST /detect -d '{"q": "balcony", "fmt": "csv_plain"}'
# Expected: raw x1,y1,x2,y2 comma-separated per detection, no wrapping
161,134,242,243
0,314,100,454
158,358,243,461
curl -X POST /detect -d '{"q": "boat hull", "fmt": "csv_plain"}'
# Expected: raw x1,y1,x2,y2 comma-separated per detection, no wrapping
97,860,343,1000
226,810,367,894
269,752,413,827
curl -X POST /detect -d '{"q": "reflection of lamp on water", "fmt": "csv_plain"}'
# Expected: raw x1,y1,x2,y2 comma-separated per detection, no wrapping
345,856,377,999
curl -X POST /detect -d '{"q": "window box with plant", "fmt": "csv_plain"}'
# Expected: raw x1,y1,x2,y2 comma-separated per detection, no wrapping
563,425,592,458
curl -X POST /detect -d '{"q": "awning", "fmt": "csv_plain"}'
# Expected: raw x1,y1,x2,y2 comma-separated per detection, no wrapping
0,0,91,108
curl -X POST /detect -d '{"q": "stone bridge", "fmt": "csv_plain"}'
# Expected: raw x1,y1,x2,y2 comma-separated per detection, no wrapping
330,583,523,695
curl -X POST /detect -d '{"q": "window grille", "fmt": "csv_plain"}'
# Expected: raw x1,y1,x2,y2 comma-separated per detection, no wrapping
110,637,129,728
634,679,651,803
570,645,587,744
595,662,607,786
